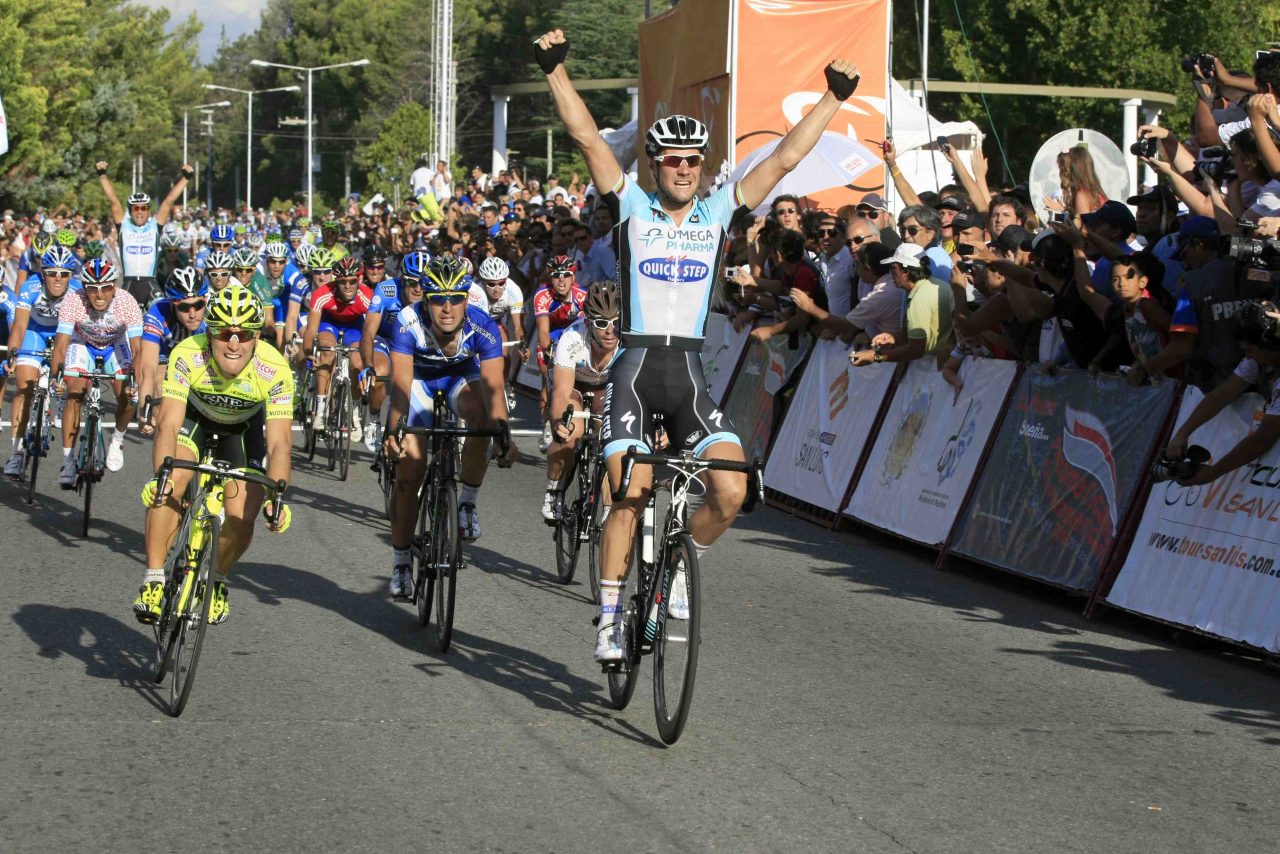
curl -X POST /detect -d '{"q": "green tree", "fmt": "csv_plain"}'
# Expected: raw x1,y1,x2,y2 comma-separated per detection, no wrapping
355,102,435,200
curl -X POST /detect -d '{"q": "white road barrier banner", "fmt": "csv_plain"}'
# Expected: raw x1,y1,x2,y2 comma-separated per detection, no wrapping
1107,388,1280,653
764,339,894,514
844,357,1017,546
515,337,542,393
702,314,751,406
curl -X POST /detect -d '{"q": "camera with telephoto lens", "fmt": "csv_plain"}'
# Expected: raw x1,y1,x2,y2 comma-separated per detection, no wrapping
1196,147,1235,183
1181,53,1216,76
1130,137,1158,158
1150,445,1211,484
1221,233,1280,271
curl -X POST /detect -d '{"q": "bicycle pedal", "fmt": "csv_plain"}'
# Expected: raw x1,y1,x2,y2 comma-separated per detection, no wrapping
600,661,623,673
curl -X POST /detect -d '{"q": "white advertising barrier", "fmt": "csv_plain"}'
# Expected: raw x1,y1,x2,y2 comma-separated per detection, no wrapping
702,314,752,406
515,334,542,393
1107,387,1280,653
844,357,1018,546
763,339,895,514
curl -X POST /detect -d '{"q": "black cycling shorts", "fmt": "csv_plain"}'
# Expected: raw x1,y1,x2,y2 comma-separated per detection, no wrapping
124,276,160,307
601,347,740,460
177,408,268,474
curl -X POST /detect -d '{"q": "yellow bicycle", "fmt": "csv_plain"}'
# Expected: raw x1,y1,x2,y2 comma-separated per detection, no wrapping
149,448,287,716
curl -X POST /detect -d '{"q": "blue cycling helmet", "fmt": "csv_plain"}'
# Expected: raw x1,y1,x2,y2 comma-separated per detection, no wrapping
423,255,469,293
210,223,234,244
41,246,76,271
400,250,430,283
165,267,208,301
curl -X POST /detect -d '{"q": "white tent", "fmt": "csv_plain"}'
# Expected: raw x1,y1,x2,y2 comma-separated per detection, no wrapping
883,79,984,215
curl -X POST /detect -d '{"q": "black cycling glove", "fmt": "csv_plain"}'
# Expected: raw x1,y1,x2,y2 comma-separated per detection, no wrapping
534,37,570,74
824,64,860,101
495,419,512,457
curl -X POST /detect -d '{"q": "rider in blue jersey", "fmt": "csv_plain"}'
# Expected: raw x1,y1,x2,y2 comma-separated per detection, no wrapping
358,250,422,451
135,268,208,433
282,243,322,348
16,232,56,290
195,223,236,272
3,247,83,477
262,241,304,350
537,27,862,662
381,256,517,598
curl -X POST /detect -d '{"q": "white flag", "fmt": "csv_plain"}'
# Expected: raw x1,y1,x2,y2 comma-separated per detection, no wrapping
0,89,8,156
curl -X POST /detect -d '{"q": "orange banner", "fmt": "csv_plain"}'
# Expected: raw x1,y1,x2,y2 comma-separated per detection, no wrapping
733,0,889,211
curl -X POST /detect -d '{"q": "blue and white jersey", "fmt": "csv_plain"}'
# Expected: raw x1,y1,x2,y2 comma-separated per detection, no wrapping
604,176,742,342
0,286,15,342
390,303,503,378
287,270,315,306
16,277,83,332
119,216,160,278
142,300,206,356
282,260,307,294
368,278,403,340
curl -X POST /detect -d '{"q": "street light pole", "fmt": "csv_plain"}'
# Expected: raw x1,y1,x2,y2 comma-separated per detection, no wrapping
250,58,369,217
184,100,232,210
204,83,300,212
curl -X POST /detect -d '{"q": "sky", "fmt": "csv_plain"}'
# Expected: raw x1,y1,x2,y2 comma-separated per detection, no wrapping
137,0,267,63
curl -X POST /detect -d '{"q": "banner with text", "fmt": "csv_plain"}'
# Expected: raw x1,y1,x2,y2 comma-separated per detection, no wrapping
948,370,1177,591
1107,388,1280,653
702,313,752,405
721,334,812,462
764,339,894,513
844,358,1018,546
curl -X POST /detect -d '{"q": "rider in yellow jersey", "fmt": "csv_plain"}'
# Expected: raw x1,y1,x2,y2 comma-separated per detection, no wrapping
134,284,293,625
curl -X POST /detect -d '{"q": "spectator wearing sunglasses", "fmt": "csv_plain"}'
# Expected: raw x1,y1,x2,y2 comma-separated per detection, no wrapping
897,204,953,284
816,215,854,318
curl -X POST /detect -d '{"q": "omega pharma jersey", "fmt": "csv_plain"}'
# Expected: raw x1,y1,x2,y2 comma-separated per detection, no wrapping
604,176,742,342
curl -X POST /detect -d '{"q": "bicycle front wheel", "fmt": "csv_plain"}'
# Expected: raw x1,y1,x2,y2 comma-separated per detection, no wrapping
433,480,460,652
414,481,435,627
153,501,199,683
607,540,645,710
80,420,98,538
304,381,319,461
327,384,345,473
652,533,701,744
585,455,606,602
338,387,353,481
553,452,582,584
170,516,219,716
24,391,47,505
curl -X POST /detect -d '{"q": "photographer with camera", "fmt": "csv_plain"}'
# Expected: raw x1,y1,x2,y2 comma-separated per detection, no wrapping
1164,300,1280,486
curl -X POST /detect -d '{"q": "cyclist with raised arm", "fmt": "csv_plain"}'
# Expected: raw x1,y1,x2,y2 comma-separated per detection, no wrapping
96,159,192,306
360,251,424,451
535,27,861,662
382,256,518,597
50,258,143,484
4,247,82,478
301,256,372,431
135,268,208,435
543,280,622,522
134,285,293,625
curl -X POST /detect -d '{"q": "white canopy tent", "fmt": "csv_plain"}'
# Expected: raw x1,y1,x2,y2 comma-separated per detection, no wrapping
882,79,984,215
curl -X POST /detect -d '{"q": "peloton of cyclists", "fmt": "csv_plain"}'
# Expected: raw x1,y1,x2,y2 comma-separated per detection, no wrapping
300,255,373,433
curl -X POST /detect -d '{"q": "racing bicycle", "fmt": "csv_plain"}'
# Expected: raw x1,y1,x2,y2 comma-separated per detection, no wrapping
13,346,55,505
604,446,762,744
313,341,359,481
551,392,607,594
394,392,504,653
148,451,287,716
64,357,131,538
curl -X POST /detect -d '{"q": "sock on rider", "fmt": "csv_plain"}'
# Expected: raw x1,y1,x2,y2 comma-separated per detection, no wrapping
143,568,165,585
599,579,624,627
111,428,126,447
545,478,558,493
62,447,72,459
691,538,710,562
459,483,479,506
393,547,412,567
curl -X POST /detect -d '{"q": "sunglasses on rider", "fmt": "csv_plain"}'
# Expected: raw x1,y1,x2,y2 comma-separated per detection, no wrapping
175,299,207,313
84,283,116,293
426,293,468,306
588,317,617,330
44,270,71,278
550,271,574,280
208,271,232,280
402,277,424,289
363,263,385,270
657,154,703,169
210,327,258,342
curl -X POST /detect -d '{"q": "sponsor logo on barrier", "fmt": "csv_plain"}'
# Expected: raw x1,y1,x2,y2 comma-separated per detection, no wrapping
1018,421,1049,441
1147,530,1277,576
827,370,849,420
936,398,981,485
638,257,711,282
882,386,930,484
796,429,829,474
1061,406,1119,532
819,432,836,446
1163,462,1280,524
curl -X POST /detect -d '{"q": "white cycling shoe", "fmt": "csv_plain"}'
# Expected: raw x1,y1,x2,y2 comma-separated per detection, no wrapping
59,456,77,489
390,564,413,598
594,622,624,663
667,567,690,620
4,449,24,479
363,420,380,451
541,489,558,525
106,441,125,473
459,502,481,541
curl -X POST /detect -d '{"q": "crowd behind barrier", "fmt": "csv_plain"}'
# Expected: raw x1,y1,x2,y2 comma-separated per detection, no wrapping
6,47,1280,657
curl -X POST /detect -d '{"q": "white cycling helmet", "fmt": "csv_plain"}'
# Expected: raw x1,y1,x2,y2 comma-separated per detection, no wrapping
644,115,710,158
478,256,509,282
264,242,290,260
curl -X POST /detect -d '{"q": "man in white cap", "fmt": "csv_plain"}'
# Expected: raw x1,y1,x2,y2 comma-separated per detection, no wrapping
849,243,952,367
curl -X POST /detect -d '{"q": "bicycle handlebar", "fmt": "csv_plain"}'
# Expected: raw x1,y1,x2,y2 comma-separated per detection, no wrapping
154,456,289,523
393,414,504,442
611,447,764,511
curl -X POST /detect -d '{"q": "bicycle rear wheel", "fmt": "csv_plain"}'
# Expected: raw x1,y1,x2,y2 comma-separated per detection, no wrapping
327,384,345,473
553,452,582,584
433,480,460,652
80,420,97,538
170,516,219,716
652,533,701,744
338,387,352,481
304,380,319,461
585,456,606,602
24,391,47,505
414,481,435,626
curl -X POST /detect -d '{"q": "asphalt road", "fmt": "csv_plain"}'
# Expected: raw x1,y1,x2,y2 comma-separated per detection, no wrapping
1,396,1278,853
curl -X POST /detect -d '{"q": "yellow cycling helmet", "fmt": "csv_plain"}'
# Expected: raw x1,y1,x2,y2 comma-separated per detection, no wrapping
309,246,336,272
205,283,265,331
423,255,471,293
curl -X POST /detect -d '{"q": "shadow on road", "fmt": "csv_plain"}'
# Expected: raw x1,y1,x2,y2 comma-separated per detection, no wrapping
0,475,144,565
234,560,660,746
469,543,595,606
735,505,1280,742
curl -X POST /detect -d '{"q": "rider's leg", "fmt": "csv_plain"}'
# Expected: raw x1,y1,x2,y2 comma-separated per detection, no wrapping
10,364,36,447
313,328,337,419
218,479,265,574
687,440,748,552
143,445,197,569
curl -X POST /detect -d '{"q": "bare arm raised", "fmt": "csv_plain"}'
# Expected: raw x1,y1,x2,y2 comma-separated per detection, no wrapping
536,29,624,195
